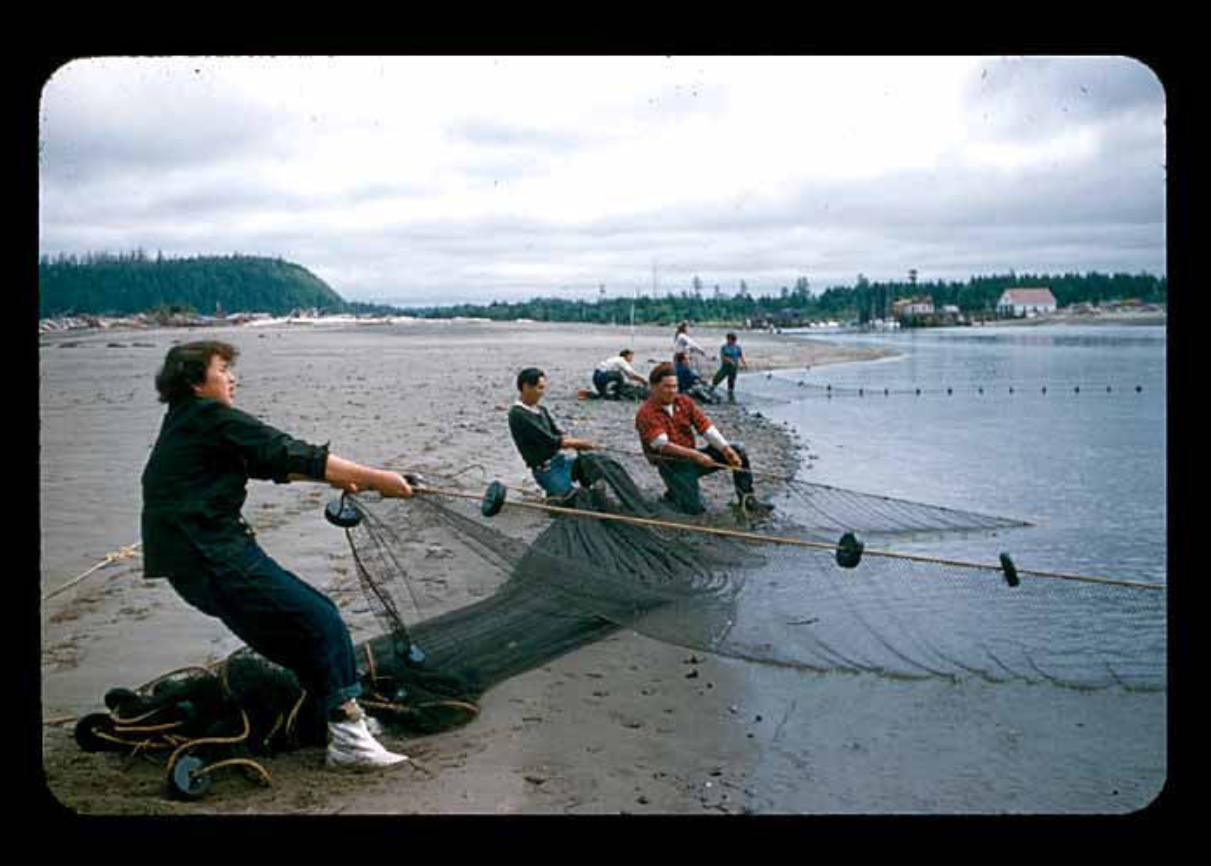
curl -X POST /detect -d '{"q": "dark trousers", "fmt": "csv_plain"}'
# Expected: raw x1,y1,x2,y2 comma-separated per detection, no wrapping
593,368,624,397
711,361,739,392
656,444,754,515
167,542,362,717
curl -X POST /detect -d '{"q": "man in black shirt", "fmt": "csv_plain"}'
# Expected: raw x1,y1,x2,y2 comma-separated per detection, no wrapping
507,367,595,500
141,340,413,770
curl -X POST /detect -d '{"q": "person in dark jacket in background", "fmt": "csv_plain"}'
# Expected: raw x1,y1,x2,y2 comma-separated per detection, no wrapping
508,367,596,500
141,340,412,770
674,351,719,404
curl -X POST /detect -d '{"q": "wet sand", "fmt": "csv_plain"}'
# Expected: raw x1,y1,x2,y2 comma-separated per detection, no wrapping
37,320,1166,821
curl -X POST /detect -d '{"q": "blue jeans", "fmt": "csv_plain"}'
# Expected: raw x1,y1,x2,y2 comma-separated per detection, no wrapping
532,453,577,498
167,541,362,717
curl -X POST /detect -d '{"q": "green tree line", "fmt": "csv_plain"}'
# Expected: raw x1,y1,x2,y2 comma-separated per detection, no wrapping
403,271,1166,325
38,253,1165,326
38,252,348,317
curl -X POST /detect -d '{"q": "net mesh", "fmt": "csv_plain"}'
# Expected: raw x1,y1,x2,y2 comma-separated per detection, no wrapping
78,453,1164,780
344,453,1163,702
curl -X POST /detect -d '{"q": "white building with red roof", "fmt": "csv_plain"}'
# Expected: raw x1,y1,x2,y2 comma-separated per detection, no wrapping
997,288,1057,317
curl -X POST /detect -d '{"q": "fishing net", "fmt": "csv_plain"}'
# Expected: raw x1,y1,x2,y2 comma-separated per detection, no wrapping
343,456,755,699
75,453,1164,799
340,453,1163,696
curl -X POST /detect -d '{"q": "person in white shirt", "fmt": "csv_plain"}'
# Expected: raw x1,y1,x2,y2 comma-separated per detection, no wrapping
592,349,648,399
673,321,709,364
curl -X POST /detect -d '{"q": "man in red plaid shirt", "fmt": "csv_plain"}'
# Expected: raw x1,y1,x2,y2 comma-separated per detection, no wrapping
634,362,773,516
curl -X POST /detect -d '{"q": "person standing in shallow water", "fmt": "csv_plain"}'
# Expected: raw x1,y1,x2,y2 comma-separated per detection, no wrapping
140,340,412,770
711,332,747,397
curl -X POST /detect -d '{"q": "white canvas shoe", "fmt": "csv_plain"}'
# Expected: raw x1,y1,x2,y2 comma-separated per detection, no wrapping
326,702,408,769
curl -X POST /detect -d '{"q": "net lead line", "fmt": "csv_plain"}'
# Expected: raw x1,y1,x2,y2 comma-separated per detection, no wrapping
398,482,1161,592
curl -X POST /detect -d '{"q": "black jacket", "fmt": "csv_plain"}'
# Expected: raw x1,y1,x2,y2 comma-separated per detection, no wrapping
140,395,329,579
507,403,564,469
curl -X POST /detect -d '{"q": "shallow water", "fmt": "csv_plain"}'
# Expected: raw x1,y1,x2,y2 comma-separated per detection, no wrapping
762,324,1166,579
734,325,1167,688
723,324,1167,812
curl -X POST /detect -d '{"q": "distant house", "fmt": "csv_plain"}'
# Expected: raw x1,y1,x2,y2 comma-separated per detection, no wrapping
892,296,935,319
997,288,1057,317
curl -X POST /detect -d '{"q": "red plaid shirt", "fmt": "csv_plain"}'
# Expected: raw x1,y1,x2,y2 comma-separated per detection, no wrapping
635,394,712,462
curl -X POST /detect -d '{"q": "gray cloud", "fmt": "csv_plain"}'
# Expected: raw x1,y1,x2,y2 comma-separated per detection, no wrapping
40,65,283,187
962,56,1165,142
37,57,1166,308
446,118,587,153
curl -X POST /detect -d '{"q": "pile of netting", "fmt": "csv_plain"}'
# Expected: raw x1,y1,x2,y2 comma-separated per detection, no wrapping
74,452,1165,799
344,454,755,707
72,650,324,799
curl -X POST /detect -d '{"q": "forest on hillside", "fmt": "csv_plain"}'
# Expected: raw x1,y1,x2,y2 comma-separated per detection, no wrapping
38,252,348,318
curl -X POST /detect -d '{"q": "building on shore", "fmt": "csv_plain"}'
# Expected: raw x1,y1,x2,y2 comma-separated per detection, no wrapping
892,296,935,319
997,288,1057,318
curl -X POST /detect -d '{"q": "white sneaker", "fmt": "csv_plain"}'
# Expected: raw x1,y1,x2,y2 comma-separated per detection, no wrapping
326,705,408,770
364,715,385,737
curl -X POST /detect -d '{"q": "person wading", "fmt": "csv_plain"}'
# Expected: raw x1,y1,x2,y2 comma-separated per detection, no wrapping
711,332,747,397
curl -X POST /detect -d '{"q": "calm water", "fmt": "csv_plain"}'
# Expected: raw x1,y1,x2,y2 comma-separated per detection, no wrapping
730,324,1167,690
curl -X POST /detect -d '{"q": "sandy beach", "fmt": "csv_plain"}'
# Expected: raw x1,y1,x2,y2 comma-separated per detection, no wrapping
37,320,1166,821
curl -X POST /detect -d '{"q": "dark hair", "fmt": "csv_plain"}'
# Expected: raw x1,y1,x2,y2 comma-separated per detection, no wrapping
155,340,238,404
516,367,546,392
619,349,633,357
649,361,676,385
726,332,737,341
676,321,688,334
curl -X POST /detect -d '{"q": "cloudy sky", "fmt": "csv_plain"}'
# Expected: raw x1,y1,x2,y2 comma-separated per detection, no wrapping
39,55,1166,307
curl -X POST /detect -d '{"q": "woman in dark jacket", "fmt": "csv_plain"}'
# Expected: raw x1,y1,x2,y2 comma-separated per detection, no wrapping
141,340,412,769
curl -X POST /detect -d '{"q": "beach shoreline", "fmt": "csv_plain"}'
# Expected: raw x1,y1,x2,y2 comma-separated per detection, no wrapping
38,320,1164,816
39,320,892,815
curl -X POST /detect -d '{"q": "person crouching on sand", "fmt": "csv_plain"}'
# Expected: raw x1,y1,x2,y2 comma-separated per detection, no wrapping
141,340,412,770
674,351,719,404
592,349,648,400
508,367,597,501
635,361,773,516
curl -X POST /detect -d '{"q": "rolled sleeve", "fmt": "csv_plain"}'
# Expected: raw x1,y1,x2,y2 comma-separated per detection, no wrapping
217,406,329,483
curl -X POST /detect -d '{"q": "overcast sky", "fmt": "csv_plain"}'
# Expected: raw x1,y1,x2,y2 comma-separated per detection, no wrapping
39,55,1166,307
